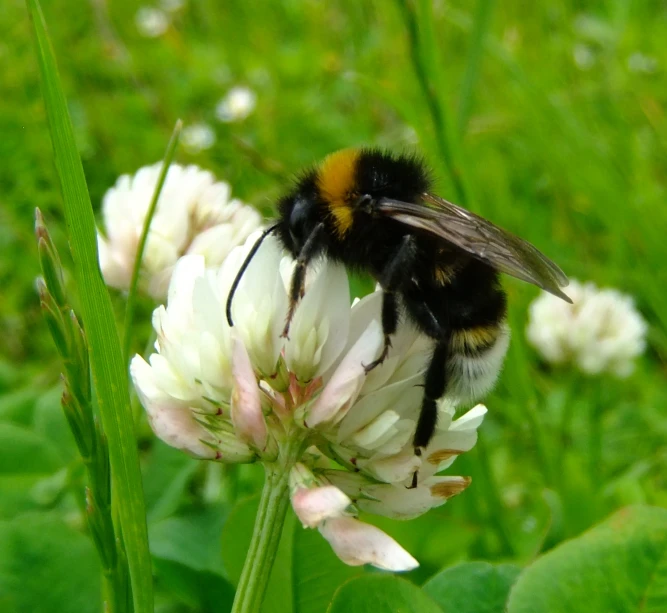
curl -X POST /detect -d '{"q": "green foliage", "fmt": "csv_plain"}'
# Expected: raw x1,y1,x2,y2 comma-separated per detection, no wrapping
507,506,667,613
4,0,667,611
0,513,101,613
328,575,442,613
424,562,521,613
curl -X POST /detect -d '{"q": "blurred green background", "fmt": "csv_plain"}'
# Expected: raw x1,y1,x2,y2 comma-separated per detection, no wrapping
2,0,666,611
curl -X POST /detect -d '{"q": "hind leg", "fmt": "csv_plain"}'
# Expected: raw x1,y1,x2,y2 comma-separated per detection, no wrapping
407,334,451,489
363,235,417,373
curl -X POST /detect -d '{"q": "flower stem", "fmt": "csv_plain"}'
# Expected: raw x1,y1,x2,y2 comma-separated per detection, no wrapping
231,440,301,613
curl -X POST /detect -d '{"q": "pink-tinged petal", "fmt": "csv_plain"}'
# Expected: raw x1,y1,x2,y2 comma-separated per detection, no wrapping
131,355,217,458
318,517,418,571
306,320,383,428
231,333,267,450
291,485,351,528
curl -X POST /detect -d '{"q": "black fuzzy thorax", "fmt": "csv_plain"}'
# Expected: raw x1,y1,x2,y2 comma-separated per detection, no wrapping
275,149,506,339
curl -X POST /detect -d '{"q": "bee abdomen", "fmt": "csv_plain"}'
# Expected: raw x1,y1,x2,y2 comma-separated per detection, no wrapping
446,323,510,404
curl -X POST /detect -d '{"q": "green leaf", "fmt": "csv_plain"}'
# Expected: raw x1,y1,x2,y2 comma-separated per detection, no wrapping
0,423,62,475
150,507,227,575
143,440,200,523
154,558,235,613
0,387,40,426
328,575,443,613
0,512,101,613
25,2,152,611
424,562,521,613
507,506,667,613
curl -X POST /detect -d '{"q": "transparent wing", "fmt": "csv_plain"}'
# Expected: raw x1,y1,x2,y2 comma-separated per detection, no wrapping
378,193,571,302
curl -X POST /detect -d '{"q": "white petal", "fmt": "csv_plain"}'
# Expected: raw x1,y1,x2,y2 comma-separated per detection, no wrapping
306,320,383,428
291,485,352,528
318,517,418,571
360,449,421,484
285,262,350,381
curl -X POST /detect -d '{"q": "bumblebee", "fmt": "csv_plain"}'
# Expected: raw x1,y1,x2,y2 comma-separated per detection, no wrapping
227,149,570,479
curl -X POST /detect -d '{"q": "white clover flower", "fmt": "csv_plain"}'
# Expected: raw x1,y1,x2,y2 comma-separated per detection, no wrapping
627,52,658,74
181,123,216,154
215,86,257,123
131,233,487,570
97,163,262,299
527,279,647,377
135,7,169,38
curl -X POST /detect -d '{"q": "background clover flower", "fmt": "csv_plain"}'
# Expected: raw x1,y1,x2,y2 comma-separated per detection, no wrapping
131,233,486,572
526,279,648,377
97,162,262,299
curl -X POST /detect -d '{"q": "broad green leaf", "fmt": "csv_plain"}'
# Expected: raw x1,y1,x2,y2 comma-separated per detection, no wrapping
0,387,40,425
507,506,667,613
26,2,152,610
0,512,101,613
153,558,235,613
0,423,62,475
328,575,442,613
150,507,228,575
0,475,51,519
424,562,521,613
144,440,199,522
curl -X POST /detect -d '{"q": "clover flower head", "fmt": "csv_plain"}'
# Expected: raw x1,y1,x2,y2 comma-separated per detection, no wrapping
527,279,647,377
216,86,257,123
131,233,487,570
97,163,262,299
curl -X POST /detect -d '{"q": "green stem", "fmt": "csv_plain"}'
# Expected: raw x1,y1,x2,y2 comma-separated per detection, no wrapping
122,120,182,364
396,0,467,203
231,440,301,613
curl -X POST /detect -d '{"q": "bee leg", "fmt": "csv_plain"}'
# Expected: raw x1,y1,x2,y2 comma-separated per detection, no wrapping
282,223,325,339
409,336,451,488
363,235,416,374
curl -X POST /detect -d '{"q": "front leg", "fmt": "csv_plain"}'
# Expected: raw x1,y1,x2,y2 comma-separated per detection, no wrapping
282,223,325,339
363,235,417,374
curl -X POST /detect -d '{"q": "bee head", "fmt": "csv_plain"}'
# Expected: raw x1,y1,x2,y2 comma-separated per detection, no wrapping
277,174,322,256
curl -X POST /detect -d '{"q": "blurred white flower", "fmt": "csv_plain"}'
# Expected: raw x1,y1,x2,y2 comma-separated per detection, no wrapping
181,123,216,154
97,163,262,299
627,52,658,75
160,0,185,11
573,43,596,70
216,86,257,123
131,233,485,570
135,7,169,38
527,279,647,377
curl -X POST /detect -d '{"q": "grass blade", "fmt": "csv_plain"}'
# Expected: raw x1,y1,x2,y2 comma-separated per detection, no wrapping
457,0,496,137
26,2,153,611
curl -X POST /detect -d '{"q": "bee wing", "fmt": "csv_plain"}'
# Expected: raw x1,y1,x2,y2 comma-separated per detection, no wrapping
378,193,572,303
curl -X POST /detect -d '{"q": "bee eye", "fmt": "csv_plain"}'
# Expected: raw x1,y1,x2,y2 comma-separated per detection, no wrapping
289,197,309,249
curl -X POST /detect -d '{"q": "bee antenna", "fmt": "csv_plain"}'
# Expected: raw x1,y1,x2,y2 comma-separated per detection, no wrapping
226,223,280,327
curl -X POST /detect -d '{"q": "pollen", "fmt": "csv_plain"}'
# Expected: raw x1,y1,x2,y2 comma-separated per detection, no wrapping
317,149,359,236
426,448,464,466
430,476,472,499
